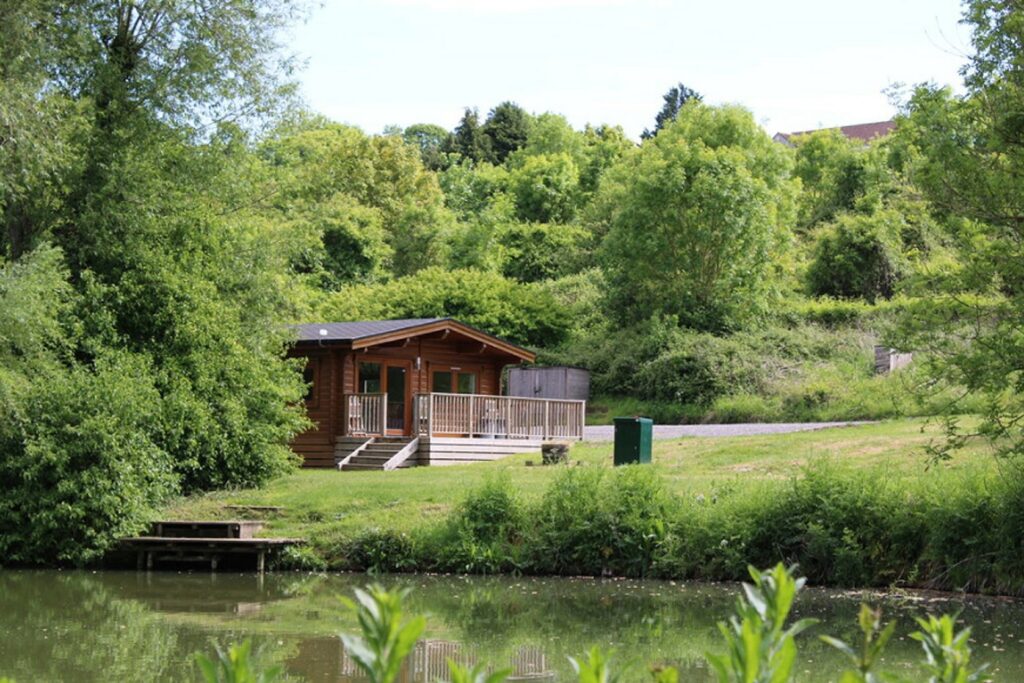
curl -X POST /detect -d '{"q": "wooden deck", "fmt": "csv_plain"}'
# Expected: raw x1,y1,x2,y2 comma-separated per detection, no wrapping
119,520,303,573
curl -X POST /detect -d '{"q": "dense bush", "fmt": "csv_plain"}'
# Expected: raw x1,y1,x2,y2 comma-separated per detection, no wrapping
0,354,176,565
806,211,908,302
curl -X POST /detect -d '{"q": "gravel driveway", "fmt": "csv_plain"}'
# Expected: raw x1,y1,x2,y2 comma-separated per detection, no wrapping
582,421,872,442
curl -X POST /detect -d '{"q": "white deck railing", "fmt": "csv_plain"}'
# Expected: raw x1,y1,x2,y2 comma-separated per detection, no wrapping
413,392,585,441
342,393,386,436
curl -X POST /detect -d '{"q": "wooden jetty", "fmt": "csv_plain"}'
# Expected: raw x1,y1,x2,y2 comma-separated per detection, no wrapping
120,520,303,573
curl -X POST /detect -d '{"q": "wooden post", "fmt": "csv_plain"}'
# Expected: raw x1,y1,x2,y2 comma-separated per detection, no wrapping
544,402,550,440
380,394,387,435
504,396,510,439
428,394,434,437
468,395,476,436
257,550,265,575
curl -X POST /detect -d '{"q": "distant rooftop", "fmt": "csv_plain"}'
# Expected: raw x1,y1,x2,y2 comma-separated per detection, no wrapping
773,120,895,145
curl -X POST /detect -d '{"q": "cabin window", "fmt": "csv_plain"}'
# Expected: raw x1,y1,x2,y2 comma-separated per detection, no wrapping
359,362,382,393
432,368,478,394
457,372,477,394
432,370,453,393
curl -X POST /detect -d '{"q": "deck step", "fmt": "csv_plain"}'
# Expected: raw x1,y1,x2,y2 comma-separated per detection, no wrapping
335,436,417,471
121,520,300,572
149,520,264,539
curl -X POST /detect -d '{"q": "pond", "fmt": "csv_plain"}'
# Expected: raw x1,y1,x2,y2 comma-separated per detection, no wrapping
1,570,1023,682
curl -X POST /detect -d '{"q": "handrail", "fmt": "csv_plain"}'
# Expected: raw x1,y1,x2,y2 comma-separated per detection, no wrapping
342,393,386,436
336,438,373,470
382,437,420,471
415,392,585,440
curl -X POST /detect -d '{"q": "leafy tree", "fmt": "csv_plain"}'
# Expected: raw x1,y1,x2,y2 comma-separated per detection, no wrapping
599,103,796,330
895,0,1024,461
482,101,532,164
641,82,703,140
0,0,311,563
0,246,176,564
518,112,586,162
402,123,451,171
806,210,907,302
579,124,634,196
791,130,893,229
445,107,492,163
508,153,581,223
498,222,591,283
318,268,569,348
263,120,455,277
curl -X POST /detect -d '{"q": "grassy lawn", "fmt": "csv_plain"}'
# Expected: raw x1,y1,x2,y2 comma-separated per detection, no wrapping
164,418,993,562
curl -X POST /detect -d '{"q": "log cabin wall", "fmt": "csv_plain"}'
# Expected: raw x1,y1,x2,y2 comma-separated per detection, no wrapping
288,347,342,468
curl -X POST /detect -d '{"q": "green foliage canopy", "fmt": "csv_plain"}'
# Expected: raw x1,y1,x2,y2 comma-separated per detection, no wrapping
598,103,797,331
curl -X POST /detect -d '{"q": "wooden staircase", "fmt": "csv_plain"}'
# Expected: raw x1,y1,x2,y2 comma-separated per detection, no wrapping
335,436,420,471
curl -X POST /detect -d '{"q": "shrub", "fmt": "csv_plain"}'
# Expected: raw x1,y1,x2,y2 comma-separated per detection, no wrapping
806,211,908,302
456,474,522,544
343,529,419,573
0,354,177,565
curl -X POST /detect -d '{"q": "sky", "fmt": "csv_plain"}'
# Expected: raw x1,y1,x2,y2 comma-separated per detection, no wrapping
288,0,972,140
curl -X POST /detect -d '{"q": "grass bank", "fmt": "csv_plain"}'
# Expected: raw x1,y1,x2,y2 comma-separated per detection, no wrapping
164,419,1024,594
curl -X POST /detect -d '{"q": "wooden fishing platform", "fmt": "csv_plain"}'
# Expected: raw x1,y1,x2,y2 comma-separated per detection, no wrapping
120,520,303,573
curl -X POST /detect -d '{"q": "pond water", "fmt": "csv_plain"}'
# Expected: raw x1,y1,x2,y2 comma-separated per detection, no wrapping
2,570,1023,682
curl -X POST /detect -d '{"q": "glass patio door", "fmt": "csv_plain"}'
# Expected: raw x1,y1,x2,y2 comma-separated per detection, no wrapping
385,365,407,434
356,359,411,435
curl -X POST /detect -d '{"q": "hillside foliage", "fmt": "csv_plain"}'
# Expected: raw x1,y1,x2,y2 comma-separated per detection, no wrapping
2,0,1024,563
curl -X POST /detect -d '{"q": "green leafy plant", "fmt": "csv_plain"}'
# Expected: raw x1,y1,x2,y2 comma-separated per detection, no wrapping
339,585,425,683
820,604,898,683
910,613,989,683
568,646,620,683
705,563,819,683
445,660,512,683
195,640,281,683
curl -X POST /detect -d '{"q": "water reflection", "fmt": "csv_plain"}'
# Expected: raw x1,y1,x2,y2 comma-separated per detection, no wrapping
1,571,1023,682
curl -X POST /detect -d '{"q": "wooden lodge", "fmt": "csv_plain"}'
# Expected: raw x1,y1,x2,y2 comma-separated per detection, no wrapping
290,318,585,470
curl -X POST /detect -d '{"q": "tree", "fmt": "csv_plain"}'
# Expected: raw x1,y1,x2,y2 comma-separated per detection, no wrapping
445,108,492,163
599,103,796,331
263,120,455,278
482,101,532,164
641,82,703,140
0,0,311,562
498,222,591,283
318,268,569,348
894,0,1024,461
508,153,580,223
403,123,451,171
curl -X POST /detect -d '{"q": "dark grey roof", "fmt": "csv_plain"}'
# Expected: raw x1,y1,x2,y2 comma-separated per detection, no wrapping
294,318,445,343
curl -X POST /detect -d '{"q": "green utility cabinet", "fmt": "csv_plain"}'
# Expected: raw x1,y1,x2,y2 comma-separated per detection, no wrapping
613,416,653,466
